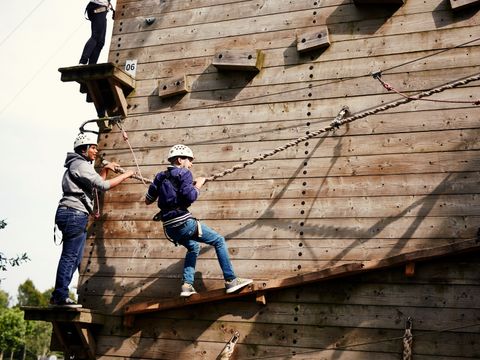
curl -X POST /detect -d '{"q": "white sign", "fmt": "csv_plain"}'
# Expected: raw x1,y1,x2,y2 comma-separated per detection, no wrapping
125,59,138,77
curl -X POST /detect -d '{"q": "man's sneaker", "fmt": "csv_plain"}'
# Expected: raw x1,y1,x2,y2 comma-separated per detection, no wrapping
49,298,82,308
180,283,197,297
225,278,253,294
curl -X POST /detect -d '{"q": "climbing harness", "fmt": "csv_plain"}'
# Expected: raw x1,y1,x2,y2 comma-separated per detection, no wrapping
402,317,413,360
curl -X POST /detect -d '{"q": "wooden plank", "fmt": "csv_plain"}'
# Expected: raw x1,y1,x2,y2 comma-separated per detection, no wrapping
102,127,480,162
122,237,480,315
80,238,470,262
58,63,135,90
21,307,105,324
112,7,480,51
103,149,480,181
74,323,97,360
95,216,480,241
104,172,480,203
99,192,480,220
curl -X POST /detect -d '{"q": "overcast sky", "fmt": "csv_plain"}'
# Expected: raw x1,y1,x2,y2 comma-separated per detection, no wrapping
0,0,116,303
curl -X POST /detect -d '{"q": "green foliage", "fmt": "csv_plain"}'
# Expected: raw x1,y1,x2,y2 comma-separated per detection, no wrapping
0,307,26,353
0,220,30,272
17,280,49,307
0,289,9,308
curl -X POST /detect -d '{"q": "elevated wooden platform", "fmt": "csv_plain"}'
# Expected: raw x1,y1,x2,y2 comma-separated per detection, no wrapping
124,237,480,322
58,63,135,118
22,307,105,360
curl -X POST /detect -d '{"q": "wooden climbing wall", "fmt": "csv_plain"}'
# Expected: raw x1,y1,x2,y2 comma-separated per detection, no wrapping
77,0,480,358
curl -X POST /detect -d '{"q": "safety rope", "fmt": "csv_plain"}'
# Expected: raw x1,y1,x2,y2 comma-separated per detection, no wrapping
115,121,147,185
373,72,480,105
242,320,480,360
403,318,413,360
204,71,480,182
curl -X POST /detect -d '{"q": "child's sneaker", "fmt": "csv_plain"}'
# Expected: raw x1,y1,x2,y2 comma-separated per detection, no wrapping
180,283,197,297
225,278,253,294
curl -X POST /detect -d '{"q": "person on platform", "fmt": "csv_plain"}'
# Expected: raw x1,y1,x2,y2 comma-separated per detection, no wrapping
50,132,133,307
79,0,114,65
145,144,253,297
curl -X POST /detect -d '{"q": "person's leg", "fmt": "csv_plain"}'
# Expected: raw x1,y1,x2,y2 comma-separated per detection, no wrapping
51,208,89,303
197,221,253,293
197,222,236,281
87,11,107,64
166,219,200,285
79,7,107,64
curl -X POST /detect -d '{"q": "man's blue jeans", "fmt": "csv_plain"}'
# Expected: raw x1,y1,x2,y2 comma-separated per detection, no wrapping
51,207,89,302
165,218,236,284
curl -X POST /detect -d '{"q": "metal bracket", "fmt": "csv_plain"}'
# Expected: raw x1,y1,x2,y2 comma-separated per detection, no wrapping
79,115,124,134
218,331,240,360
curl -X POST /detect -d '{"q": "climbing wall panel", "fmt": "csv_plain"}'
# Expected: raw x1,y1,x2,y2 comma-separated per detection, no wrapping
76,0,480,359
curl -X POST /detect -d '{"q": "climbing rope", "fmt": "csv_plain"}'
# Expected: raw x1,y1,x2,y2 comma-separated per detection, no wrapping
115,121,148,185
242,320,480,360
204,71,480,182
373,71,480,105
108,72,480,184
403,318,413,360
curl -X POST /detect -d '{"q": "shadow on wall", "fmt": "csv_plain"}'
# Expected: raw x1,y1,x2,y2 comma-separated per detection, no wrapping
326,0,403,36
432,0,480,28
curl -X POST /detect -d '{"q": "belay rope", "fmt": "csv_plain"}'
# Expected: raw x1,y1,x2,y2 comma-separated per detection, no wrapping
109,71,480,183
204,71,480,182
403,318,413,360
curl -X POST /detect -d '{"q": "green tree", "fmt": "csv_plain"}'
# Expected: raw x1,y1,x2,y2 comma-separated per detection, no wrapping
15,281,53,360
17,280,48,307
0,307,26,360
0,290,9,309
0,220,29,273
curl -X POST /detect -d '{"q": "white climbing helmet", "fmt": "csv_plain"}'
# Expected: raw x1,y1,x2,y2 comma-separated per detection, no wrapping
168,144,194,161
74,132,98,150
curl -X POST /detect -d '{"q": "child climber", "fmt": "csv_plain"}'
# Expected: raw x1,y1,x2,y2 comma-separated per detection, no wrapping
145,144,253,297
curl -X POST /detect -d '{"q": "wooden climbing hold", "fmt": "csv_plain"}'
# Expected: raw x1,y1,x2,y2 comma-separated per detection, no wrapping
212,49,264,72
158,75,189,99
449,0,480,10
296,27,330,53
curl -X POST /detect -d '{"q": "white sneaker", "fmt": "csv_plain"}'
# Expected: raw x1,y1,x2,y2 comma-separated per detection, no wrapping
225,278,253,294
180,283,197,297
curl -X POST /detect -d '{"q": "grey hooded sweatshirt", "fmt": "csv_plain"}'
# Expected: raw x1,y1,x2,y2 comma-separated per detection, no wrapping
58,152,111,214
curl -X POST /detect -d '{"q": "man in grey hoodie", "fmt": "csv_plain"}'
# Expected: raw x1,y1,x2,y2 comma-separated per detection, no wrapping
50,132,133,307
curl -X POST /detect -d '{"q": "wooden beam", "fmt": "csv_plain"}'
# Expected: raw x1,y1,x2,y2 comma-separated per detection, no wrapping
123,237,479,316
58,62,135,118
74,323,97,360
21,307,105,324
450,0,480,10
